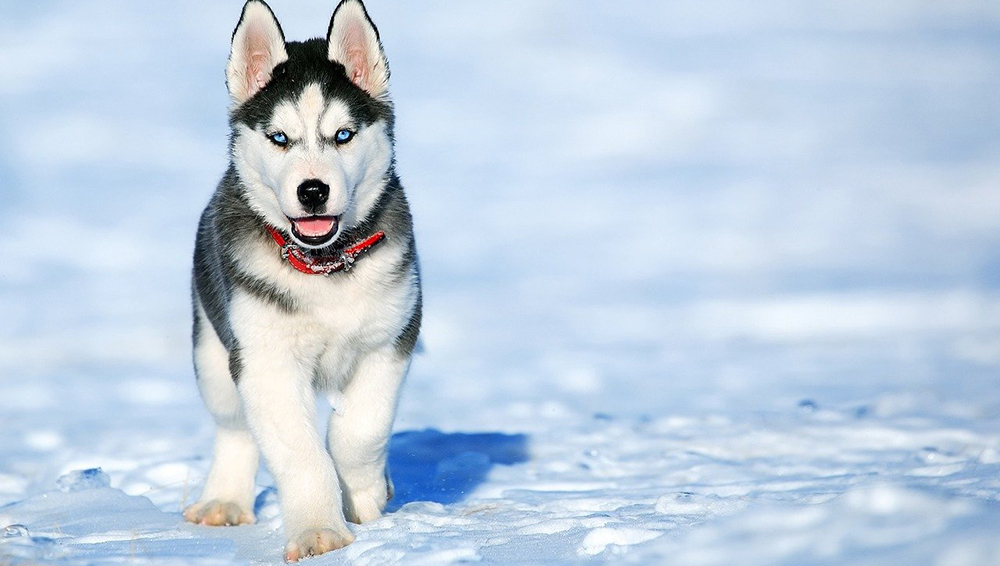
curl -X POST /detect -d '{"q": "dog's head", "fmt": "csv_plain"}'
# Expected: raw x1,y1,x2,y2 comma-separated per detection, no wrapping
226,0,394,248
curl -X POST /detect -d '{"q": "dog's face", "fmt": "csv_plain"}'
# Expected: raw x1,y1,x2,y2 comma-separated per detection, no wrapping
226,0,394,249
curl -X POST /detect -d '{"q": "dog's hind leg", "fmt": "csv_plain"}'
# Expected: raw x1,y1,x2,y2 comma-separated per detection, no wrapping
327,347,409,524
184,300,259,526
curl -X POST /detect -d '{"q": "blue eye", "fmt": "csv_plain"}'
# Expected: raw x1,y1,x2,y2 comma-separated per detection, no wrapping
268,131,288,147
335,129,354,144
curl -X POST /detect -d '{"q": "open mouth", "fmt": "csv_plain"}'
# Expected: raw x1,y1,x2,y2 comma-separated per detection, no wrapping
290,215,340,246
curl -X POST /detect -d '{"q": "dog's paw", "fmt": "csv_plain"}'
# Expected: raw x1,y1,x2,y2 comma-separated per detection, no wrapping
283,528,354,562
183,500,254,526
344,484,388,524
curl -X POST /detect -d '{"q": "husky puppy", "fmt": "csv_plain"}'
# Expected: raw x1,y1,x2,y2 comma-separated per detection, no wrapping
183,0,420,561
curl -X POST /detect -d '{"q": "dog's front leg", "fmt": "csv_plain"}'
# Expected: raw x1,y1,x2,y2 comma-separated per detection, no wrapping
328,346,410,524
232,300,353,562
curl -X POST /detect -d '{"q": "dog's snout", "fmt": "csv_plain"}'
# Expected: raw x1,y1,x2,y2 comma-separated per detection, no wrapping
297,179,330,211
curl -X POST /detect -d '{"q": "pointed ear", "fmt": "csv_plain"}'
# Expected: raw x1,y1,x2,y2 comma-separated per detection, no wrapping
227,0,288,105
327,0,390,98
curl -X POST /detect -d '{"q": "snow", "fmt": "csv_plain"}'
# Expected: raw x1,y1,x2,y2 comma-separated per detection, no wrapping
1,0,999,564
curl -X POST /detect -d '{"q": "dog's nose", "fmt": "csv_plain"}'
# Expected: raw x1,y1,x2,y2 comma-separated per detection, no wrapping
297,179,330,212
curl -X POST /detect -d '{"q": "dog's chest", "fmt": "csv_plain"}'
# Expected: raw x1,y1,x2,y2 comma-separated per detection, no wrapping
300,269,402,342
242,239,415,387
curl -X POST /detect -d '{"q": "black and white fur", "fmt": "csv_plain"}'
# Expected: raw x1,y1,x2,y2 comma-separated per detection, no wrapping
184,1,420,561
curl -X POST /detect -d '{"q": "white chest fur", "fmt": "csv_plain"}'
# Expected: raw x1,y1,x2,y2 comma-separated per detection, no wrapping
229,233,418,392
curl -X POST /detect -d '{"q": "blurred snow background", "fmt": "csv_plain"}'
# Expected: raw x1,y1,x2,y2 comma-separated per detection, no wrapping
0,1,999,564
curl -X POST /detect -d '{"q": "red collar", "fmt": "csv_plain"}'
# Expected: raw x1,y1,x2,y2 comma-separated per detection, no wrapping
265,225,386,276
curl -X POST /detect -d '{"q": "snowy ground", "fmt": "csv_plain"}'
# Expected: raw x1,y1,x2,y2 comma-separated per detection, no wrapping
2,0,1000,564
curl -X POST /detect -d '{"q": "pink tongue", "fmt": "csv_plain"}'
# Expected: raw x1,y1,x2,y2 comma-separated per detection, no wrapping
293,217,336,237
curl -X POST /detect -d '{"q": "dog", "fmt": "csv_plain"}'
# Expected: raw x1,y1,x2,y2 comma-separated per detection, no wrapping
182,0,421,561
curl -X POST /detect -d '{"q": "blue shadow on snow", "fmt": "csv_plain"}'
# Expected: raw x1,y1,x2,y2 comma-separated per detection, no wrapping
386,429,529,511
